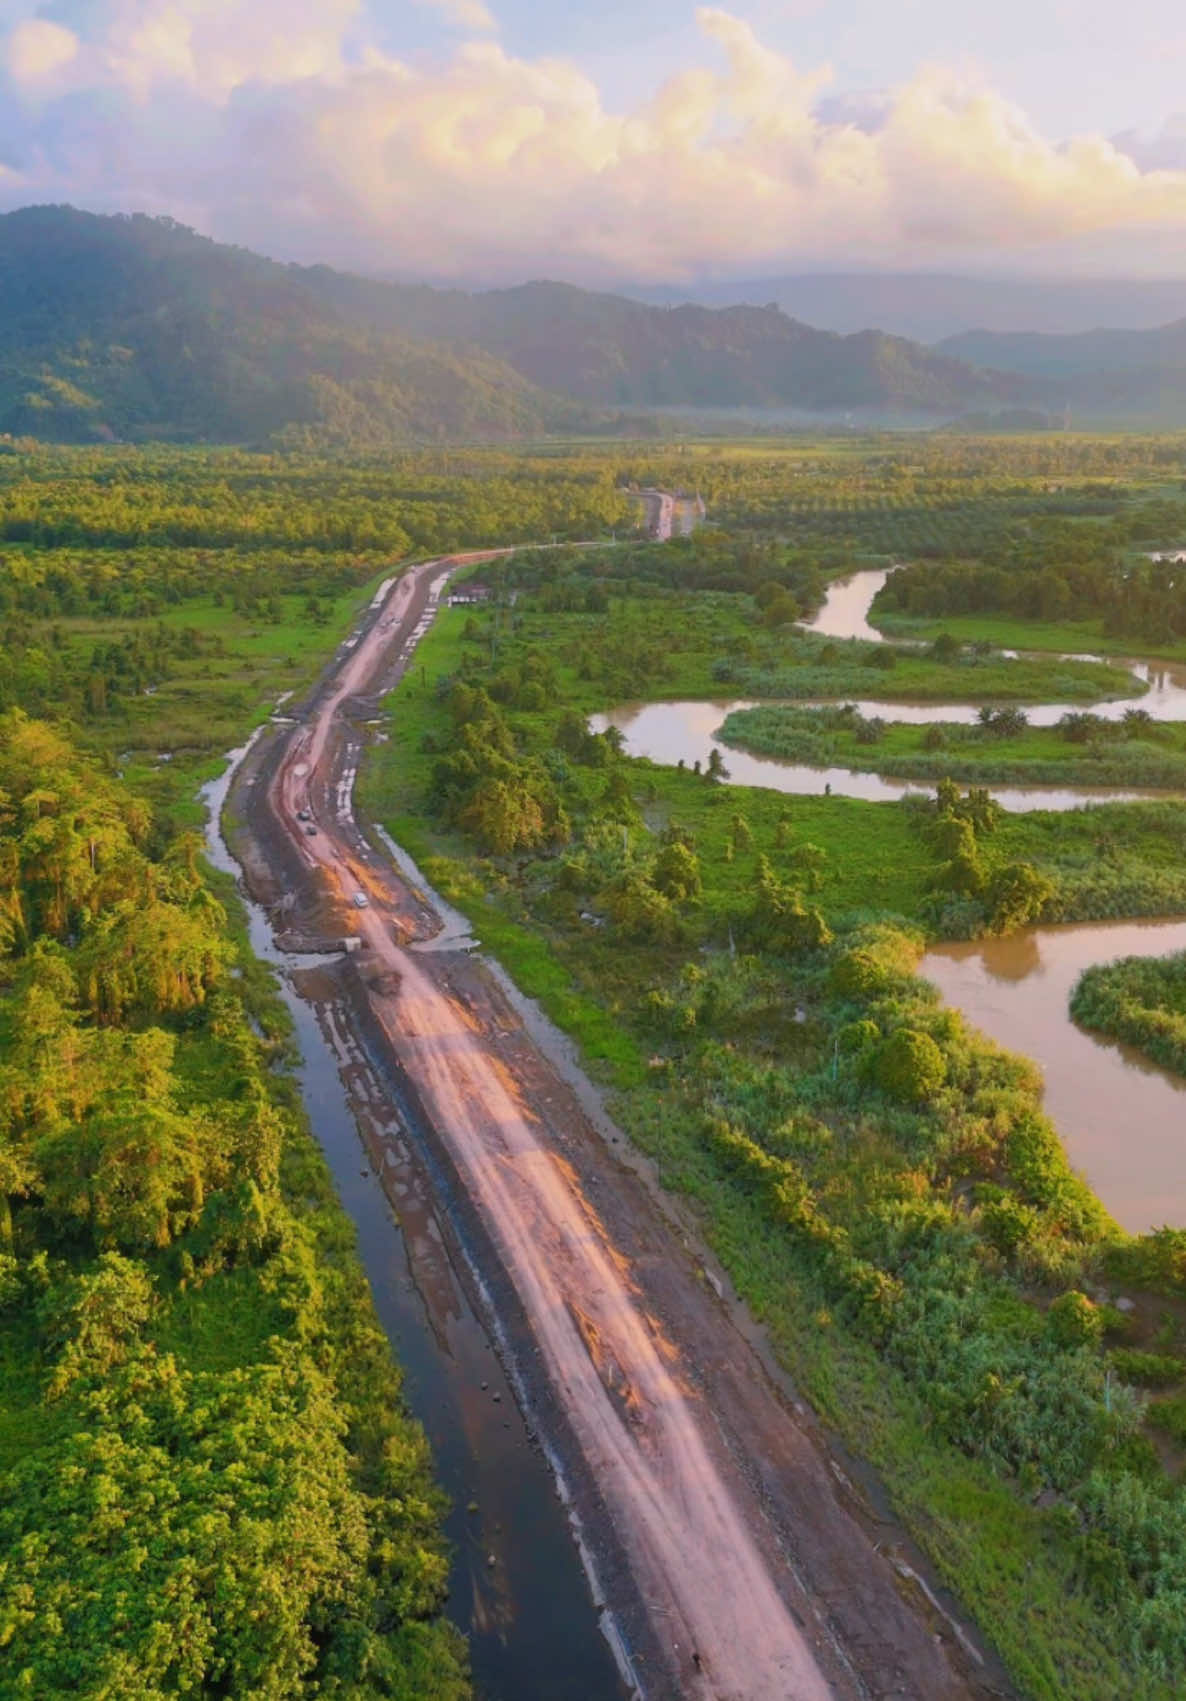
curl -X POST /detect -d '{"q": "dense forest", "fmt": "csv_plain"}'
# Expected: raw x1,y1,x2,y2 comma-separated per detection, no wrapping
0,715,469,1697
0,208,591,445
875,522,1186,641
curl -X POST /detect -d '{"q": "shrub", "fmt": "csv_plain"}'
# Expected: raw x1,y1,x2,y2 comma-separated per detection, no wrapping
1047,1291,1105,1349
1148,1397,1186,1447
985,861,1055,934
837,1018,880,1056
1110,1350,1184,1390
874,1028,947,1104
979,1193,1044,1259
827,926,921,1000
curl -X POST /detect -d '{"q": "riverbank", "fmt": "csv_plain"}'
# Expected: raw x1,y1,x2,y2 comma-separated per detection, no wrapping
874,607,1186,664
703,626,1138,705
1071,949,1186,1082
718,702,1186,790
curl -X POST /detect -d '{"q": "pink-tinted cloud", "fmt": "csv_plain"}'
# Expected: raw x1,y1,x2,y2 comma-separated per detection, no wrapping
1,2,1185,280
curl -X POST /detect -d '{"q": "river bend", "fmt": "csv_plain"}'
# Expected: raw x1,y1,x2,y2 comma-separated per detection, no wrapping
596,567,1186,1230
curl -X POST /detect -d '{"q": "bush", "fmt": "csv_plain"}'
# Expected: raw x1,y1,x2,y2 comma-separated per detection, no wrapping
837,1018,880,1056
827,926,921,1000
1047,1290,1104,1349
874,1028,947,1104
1110,1349,1185,1389
985,861,1055,934
1148,1397,1186,1446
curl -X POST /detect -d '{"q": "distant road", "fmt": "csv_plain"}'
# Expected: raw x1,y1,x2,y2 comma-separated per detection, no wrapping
638,487,676,539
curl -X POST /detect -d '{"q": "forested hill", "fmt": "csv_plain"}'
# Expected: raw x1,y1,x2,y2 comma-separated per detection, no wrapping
12,204,1184,436
0,206,581,445
304,272,1032,412
0,205,1034,443
937,320,1186,416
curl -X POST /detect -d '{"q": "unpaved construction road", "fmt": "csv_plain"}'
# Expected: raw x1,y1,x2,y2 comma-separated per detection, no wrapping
235,551,1011,1701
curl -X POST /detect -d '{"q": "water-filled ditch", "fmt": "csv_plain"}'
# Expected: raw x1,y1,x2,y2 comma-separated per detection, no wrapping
202,742,627,1701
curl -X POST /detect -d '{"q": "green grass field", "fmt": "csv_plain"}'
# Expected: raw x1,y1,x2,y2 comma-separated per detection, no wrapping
62,568,400,821
873,607,1186,664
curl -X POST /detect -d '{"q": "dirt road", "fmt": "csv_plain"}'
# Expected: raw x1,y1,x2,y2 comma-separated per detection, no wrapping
243,553,1007,1701
639,488,676,540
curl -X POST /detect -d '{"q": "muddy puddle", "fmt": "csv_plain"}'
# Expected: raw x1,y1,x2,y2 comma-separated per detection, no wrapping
202,743,627,1701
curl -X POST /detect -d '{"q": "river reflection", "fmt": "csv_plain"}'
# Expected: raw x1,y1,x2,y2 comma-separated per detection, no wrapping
590,699,1179,812
923,920,1186,1234
807,567,1186,725
590,564,1186,810
593,568,1186,1229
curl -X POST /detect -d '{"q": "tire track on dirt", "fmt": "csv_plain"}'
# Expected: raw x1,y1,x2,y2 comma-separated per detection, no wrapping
245,545,1010,1701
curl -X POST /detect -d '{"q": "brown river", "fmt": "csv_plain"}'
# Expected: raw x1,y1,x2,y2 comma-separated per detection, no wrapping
594,567,1186,1231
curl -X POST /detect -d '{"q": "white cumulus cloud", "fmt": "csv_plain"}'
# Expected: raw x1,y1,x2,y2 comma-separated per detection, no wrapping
0,2,1185,281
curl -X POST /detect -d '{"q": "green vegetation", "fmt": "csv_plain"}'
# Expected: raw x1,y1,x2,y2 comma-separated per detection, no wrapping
5,432,1186,1700
0,445,632,814
0,715,468,1697
710,629,1133,704
720,700,1186,790
0,206,1093,446
610,435,1186,558
1071,952,1186,1079
874,518,1186,644
366,535,1186,1700
0,207,590,444
873,609,1186,664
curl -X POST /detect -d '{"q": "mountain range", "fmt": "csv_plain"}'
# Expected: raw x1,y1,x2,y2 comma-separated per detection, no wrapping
937,323,1186,417
0,206,578,445
629,273,1186,344
0,206,1184,444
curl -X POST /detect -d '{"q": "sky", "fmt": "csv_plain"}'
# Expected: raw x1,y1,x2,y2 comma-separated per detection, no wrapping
1,0,1185,285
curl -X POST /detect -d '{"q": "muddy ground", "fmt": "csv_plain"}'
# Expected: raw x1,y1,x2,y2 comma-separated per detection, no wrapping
224,554,1017,1701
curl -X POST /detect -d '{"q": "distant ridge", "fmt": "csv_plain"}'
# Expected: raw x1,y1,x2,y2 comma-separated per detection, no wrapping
628,273,1186,343
0,206,1184,442
303,271,1031,413
936,323,1186,418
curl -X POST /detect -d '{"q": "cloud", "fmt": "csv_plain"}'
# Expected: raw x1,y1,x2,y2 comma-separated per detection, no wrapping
1,2,1185,281
415,0,497,33
7,19,79,86
1114,115,1186,174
